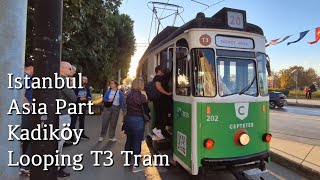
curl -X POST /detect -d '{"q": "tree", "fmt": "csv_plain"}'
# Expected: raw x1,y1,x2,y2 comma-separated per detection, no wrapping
279,66,319,89
270,70,281,88
26,0,135,89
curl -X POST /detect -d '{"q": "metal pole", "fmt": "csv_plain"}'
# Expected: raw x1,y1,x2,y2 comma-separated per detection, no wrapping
172,11,178,26
30,0,63,179
0,1,27,179
296,77,298,103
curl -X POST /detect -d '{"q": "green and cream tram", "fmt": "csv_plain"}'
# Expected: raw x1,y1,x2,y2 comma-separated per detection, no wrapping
137,8,272,178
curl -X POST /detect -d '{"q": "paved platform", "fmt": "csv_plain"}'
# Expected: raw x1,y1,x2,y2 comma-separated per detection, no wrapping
287,98,320,108
270,98,320,179
270,138,320,179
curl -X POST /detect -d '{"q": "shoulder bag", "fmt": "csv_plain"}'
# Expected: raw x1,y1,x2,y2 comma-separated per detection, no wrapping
104,90,118,108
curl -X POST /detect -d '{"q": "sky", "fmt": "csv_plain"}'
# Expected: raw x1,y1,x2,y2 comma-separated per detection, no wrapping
119,0,320,77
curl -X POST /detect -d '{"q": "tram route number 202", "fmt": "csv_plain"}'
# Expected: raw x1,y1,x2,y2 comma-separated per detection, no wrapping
206,115,219,122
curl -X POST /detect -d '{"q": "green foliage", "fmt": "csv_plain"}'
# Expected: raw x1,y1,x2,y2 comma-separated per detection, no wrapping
288,90,320,98
26,0,135,89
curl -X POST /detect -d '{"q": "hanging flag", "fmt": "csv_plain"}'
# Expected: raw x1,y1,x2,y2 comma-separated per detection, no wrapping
265,38,280,47
308,27,320,44
273,35,291,45
287,30,309,45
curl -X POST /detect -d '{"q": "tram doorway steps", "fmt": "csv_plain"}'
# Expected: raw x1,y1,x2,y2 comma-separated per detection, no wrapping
145,136,176,166
158,149,176,166
149,134,172,151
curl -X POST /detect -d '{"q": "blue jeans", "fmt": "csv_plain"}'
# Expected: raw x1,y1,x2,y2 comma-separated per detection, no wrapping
124,115,145,163
20,114,32,169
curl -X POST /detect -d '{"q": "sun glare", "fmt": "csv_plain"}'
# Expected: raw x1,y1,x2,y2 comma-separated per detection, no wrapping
128,46,147,77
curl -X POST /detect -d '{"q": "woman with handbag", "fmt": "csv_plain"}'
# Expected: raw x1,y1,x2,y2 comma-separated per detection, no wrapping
124,77,150,172
99,80,124,142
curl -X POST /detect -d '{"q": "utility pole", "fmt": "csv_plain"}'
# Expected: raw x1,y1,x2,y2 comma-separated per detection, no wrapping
31,0,63,179
0,0,28,179
292,69,298,103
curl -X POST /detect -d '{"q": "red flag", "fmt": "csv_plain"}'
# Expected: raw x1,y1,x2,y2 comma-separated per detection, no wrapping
308,27,320,44
265,38,280,47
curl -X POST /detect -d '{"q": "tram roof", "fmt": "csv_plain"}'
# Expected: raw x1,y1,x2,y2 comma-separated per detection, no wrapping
139,7,264,66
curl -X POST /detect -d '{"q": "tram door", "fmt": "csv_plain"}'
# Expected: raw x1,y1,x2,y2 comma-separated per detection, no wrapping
173,39,194,169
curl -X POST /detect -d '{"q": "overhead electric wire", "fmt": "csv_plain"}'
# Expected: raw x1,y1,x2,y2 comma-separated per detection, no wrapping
191,0,209,7
201,0,227,12
178,13,185,24
147,1,184,38
148,10,155,43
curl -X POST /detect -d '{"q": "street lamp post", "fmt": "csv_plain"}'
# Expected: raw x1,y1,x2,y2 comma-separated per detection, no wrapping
292,69,298,103
296,77,298,103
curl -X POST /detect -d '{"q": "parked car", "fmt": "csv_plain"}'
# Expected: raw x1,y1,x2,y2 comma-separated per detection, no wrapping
269,92,287,108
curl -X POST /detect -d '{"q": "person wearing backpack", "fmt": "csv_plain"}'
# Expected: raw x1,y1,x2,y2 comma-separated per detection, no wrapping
152,66,172,139
99,80,124,142
123,77,150,172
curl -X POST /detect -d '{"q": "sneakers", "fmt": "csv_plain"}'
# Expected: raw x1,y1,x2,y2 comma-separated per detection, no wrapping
99,137,104,142
109,137,117,142
132,165,146,173
57,169,70,178
19,168,30,176
152,128,165,139
81,134,90,140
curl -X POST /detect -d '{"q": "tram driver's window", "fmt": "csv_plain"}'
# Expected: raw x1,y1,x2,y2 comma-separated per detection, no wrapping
191,49,216,97
176,48,190,96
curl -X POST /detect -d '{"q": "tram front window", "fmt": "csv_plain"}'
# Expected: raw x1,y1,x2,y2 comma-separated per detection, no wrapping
217,58,257,97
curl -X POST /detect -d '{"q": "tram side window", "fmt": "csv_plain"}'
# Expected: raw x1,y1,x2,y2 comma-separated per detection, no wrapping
141,60,148,83
191,49,216,97
160,48,173,73
176,49,190,96
256,53,268,96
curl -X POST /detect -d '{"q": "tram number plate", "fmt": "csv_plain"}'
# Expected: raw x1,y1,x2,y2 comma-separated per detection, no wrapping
207,115,219,122
227,11,244,29
177,131,186,156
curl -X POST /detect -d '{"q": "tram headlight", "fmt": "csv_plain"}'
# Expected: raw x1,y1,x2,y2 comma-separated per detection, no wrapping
234,129,250,146
204,139,215,149
239,133,250,146
263,133,272,142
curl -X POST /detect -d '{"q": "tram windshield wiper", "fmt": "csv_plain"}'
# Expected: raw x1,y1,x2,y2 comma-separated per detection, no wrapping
239,74,257,95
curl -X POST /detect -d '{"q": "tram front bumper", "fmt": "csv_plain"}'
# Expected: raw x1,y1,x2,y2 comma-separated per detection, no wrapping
201,151,269,171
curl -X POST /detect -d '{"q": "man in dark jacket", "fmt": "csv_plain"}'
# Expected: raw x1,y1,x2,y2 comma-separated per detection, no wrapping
58,61,78,178
152,66,172,139
71,76,92,139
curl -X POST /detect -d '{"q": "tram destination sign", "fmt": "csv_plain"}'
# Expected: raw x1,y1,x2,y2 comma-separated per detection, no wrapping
215,35,254,49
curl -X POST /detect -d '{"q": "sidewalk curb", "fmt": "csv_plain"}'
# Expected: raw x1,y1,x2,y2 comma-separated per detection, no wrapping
270,151,320,180
287,102,320,109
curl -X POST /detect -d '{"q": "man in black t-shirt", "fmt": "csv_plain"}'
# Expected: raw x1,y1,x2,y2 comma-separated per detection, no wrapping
152,66,172,139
